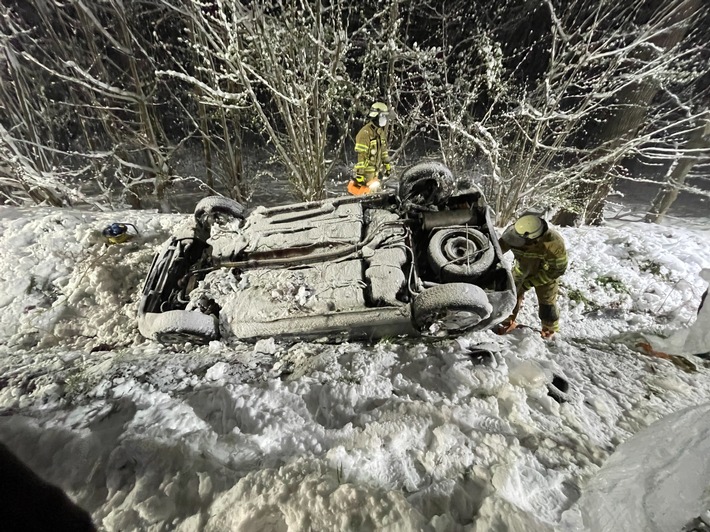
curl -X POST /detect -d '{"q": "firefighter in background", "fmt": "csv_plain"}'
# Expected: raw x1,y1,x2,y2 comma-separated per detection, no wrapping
496,214,568,338
348,102,392,195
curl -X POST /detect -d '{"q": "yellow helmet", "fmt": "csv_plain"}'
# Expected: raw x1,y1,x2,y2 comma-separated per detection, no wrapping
368,102,389,118
514,214,546,240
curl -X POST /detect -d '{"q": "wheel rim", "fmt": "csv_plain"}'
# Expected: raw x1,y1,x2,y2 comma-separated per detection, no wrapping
441,232,484,264
211,211,232,226
421,309,484,335
437,309,482,330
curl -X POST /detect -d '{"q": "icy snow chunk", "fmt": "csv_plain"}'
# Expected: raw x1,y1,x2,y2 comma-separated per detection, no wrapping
650,376,692,395
254,337,277,355
205,361,230,381
198,472,213,501
208,340,224,352
295,285,310,306
136,494,176,524
508,360,548,389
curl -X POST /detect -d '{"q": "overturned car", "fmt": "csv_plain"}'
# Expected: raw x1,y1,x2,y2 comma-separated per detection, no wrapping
138,162,516,344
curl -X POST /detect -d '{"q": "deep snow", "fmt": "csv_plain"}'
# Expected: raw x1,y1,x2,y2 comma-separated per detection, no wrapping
567,402,710,532
0,204,709,531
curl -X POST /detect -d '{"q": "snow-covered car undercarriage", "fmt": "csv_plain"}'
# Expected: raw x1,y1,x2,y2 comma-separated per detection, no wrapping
138,162,517,344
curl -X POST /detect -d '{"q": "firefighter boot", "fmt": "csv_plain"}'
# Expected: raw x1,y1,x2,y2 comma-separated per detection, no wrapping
540,327,556,339
495,320,518,335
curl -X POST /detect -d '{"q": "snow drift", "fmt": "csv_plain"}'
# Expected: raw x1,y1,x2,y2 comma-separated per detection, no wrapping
1,205,710,531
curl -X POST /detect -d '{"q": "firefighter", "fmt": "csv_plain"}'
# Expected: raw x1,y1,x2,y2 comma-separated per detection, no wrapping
496,214,568,338
348,102,392,195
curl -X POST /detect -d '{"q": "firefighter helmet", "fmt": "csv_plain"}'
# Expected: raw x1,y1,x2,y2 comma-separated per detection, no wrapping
514,214,546,240
368,102,389,118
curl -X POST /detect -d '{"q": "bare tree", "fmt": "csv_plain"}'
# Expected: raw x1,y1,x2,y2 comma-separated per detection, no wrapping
154,8,251,203
1,0,707,217
645,116,710,222
158,0,354,201
0,125,68,206
557,0,706,225
346,0,708,227
0,5,71,206
0,0,184,210
454,0,710,225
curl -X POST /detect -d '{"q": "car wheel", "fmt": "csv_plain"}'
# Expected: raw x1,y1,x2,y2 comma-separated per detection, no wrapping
149,310,219,345
399,161,455,209
194,196,246,229
428,227,495,279
412,283,492,335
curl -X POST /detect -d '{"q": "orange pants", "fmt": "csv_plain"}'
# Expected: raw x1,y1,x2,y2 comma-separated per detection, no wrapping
347,178,380,195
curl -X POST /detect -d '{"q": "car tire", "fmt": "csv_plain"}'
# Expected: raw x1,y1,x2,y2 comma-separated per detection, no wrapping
194,196,246,229
150,310,219,344
399,161,455,209
412,283,492,334
428,227,495,279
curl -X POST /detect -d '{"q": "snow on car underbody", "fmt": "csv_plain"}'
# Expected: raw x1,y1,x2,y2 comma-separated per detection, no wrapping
137,162,516,344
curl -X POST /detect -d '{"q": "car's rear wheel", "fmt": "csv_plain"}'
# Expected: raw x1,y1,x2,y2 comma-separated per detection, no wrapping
194,197,246,229
428,227,495,279
399,162,456,209
149,310,219,345
412,283,492,335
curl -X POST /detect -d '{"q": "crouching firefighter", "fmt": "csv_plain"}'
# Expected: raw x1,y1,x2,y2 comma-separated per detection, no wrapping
348,101,392,195
496,214,568,339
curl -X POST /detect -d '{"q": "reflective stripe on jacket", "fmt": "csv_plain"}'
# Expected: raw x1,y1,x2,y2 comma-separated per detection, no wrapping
354,122,390,182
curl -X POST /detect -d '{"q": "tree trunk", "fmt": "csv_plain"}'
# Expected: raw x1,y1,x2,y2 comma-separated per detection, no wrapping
645,118,709,223
195,87,214,190
554,0,702,227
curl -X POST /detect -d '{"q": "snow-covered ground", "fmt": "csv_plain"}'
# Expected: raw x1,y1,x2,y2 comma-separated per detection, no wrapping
0,204,709,531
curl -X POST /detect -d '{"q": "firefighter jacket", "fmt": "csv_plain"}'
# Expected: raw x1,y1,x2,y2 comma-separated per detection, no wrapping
354,121,390,184
499,228,568,290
